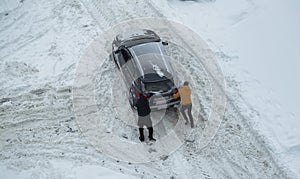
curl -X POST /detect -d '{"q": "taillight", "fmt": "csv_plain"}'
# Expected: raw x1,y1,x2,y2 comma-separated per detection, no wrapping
173,88,178,94
135,90,141,97
136,90,151,98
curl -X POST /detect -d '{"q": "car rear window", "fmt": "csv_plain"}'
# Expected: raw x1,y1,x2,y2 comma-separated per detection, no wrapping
131,42,165,57
144,79,174,92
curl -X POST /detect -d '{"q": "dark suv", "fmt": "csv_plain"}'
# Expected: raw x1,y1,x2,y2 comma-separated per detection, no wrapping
111,29,180,110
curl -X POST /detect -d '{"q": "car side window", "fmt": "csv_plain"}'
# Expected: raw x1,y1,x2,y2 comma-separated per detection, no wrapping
116,51,125,67
134,77,142,91
120,48,132,63
127,58,136,76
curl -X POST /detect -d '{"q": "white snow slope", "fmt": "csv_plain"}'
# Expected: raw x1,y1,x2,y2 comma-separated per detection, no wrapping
0,0,297,178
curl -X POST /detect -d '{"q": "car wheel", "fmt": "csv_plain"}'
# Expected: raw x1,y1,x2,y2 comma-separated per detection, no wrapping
129,89,137,109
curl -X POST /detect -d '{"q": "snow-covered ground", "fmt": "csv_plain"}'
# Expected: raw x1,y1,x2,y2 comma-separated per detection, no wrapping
151,0,300,176
0,0,299,178
0,161,134,179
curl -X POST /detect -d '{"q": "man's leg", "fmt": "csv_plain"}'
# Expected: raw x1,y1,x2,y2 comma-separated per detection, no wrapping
187,104,194,128
139,127,144,142
146,115,156,141
180,105,189,124
147,127,156,141
138,116,145,142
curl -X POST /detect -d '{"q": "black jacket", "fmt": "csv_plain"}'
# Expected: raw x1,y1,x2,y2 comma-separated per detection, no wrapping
136,95,151,117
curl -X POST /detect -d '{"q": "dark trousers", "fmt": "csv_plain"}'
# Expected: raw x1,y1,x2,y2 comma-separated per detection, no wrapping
180,104,194,127
139,127,154,139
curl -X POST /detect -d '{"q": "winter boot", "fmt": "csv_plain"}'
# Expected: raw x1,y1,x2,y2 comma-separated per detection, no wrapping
139,128,145,142
148,127,156,141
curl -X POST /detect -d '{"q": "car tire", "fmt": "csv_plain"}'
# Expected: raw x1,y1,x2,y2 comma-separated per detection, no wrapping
129,90,137,109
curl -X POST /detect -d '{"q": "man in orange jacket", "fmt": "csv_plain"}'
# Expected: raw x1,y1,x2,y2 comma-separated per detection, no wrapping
173,81,194,128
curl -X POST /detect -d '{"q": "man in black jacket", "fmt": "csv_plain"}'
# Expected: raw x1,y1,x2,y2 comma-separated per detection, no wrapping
136,94,156,142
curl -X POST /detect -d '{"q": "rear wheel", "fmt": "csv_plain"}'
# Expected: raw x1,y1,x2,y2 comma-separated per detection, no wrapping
129,87,138,109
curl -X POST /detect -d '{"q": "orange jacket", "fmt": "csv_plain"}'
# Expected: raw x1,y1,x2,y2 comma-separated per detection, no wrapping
173,85,192,105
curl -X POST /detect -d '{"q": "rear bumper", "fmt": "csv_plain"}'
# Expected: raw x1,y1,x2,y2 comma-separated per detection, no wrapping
149,98,180,110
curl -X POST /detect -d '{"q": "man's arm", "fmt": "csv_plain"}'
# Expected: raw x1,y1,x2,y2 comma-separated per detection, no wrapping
173,90,180,99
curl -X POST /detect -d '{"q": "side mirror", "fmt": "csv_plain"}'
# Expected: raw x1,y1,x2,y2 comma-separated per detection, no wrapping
162,41,168,46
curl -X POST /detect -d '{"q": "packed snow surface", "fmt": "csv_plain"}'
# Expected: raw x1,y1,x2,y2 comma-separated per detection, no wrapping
0,0,298,178
152,0,300,176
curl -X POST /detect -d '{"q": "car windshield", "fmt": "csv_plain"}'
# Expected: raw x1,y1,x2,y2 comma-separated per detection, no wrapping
144,79,174,92
116,29,158,42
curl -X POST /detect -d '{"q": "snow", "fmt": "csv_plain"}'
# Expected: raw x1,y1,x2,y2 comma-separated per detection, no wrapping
223,1,300,175
152,0,300,176
0,160,135,179
0,0,299,178
0,0,20,13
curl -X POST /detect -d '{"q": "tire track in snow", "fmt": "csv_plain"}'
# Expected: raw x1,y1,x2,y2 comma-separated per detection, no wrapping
79,0,290,177
74,1,219,178
0,11,28,34
0,0,291,178
146,1,290,178
0,85,149,178
0,0,145,178
0,0,57,60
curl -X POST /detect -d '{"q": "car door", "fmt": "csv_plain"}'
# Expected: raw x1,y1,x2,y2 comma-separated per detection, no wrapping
119,48,134,89
113,50,125,68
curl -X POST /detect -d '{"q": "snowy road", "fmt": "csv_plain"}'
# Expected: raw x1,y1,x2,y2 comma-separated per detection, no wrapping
0,0,295,178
